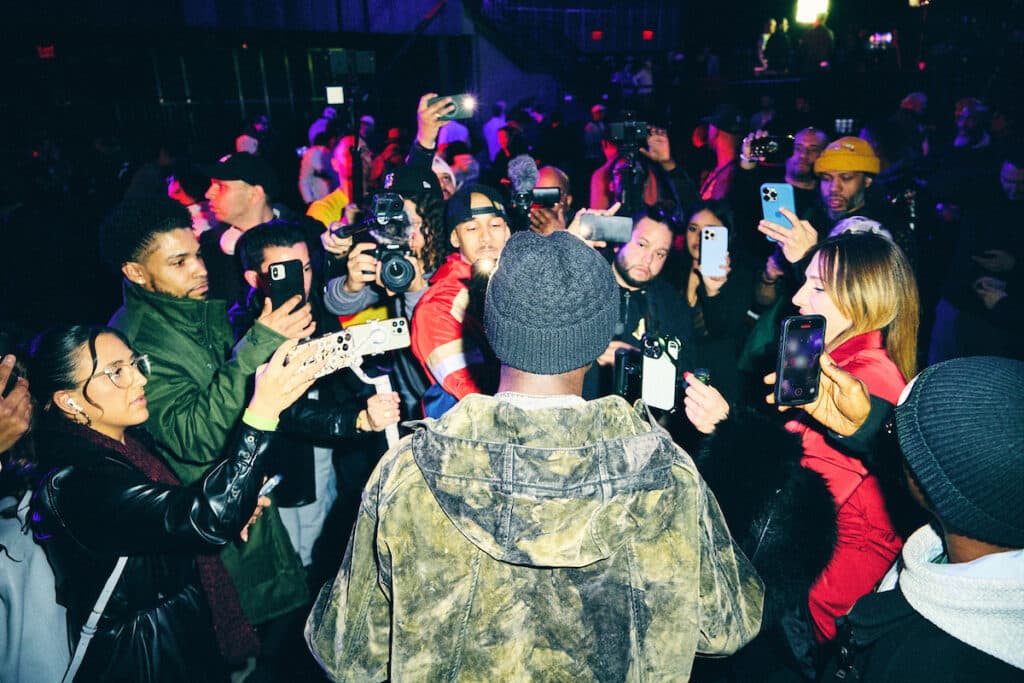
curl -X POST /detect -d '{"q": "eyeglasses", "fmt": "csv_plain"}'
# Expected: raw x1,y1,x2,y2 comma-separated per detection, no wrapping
90,354,151,389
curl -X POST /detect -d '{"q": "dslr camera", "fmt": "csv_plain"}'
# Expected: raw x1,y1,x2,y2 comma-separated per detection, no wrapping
343,192,417,293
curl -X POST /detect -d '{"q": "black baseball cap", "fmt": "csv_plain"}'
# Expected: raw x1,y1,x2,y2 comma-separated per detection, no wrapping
445,184,507,233
702,104,747,136
203,152,281,200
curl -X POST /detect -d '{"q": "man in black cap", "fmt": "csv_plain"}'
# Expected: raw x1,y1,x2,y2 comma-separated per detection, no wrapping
410,183,511,417
202,152,283,306
822,356,1024,680
700,104,748,200
307,229,764,680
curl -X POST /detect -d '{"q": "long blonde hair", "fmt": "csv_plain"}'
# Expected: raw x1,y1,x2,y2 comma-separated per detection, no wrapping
810,232,919,381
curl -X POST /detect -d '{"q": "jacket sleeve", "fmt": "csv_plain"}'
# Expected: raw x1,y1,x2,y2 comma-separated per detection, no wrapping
410,285,488,400
695,474,765,655
40,424,272,556
141,322,284,478
278,396,360,441
324,275,382,316
699,266,756,340
306,453,392,681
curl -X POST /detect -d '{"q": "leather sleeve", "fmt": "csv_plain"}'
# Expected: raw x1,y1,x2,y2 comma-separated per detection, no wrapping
38,424,273,556
279,396,360,440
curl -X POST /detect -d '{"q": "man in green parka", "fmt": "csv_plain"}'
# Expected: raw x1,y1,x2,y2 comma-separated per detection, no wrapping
307,229,764,680
100,198,316,646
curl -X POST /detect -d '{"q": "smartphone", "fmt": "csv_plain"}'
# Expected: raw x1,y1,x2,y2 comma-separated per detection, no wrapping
286,317,411,380
774,315,826,406
641,335,680,411
427,94,476,121
760,182,797,241
531,187,561,207
268,259,306,312
578,214,633,243
699,225,729,278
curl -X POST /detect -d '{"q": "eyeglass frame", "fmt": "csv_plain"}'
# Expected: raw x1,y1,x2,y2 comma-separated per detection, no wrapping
87,354,151,389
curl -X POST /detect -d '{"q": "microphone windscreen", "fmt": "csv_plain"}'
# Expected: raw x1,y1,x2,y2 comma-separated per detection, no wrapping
508,154,539,194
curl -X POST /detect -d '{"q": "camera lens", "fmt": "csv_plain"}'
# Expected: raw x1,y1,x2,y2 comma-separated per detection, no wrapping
380,252,416,293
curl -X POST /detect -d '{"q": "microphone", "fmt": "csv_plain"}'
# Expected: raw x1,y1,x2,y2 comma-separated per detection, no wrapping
508,154,539,200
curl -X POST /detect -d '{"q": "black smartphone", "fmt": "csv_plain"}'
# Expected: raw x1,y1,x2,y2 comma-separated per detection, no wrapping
774,315,826,406
427,94,476,121
268,259,306,312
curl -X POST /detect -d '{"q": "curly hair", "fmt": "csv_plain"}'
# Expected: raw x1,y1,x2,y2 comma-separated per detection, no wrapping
414,190,448,271
98,197,192,271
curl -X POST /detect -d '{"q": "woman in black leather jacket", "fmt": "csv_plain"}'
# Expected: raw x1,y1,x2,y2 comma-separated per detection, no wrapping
27,325,323,681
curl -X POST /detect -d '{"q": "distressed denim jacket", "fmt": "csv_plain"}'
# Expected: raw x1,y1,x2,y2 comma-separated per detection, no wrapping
307,394,764,681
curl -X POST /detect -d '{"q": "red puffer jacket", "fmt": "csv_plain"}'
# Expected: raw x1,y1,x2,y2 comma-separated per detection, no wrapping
787,330,907,643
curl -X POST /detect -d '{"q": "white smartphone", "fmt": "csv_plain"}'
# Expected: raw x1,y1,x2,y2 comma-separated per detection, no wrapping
699,225,728,278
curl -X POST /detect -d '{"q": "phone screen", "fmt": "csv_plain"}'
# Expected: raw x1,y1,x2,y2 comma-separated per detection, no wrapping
774,315,826,406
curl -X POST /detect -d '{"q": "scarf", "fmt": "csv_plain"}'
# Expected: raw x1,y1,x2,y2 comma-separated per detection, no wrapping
64,421,261,662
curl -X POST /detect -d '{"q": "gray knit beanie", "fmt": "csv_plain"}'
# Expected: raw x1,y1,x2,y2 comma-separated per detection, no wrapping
484,230,617,375
896,356,1024,548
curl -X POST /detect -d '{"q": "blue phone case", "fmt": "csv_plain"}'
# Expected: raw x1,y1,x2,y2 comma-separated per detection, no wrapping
760,183,797,241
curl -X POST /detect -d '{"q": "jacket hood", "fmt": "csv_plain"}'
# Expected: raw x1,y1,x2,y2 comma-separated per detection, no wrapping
410,393,688,568
898,525,1024,669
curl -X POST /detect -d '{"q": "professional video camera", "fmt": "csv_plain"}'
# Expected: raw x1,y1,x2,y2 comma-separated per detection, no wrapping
332,192,417,292
608,112,651,154
606,111,651,215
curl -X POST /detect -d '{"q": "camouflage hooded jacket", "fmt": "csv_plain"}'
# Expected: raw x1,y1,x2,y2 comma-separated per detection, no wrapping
306,394,764,681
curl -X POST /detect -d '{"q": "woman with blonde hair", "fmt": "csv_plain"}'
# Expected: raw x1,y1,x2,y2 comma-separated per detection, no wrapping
684,232,920,678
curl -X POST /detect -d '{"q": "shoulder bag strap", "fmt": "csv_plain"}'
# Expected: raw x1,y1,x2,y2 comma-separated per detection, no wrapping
62,555,128,682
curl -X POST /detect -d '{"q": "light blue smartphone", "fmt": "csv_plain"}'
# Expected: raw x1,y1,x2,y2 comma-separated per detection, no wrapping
760,183,797,242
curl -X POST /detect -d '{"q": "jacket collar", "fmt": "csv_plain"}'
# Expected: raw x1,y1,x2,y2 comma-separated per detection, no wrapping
122,279,230,331
428,253,473,285
830,329,884,365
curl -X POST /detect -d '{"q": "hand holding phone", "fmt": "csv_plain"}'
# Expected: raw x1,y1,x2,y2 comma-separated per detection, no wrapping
760,183,797,242
774,315,826,406
577,214,633,243
268,259,306,312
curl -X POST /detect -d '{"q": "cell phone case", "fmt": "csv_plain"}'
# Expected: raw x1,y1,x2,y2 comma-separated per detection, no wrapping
699,226,729,278
774,315,826,406
760,183,797,240
268,259,305,311
286,318,411,380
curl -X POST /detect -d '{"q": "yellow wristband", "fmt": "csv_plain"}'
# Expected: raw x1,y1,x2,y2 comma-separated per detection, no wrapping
243,409,279,432
355,410,369,433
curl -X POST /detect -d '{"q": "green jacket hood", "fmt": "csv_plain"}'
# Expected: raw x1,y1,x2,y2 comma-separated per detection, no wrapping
411,393,686,568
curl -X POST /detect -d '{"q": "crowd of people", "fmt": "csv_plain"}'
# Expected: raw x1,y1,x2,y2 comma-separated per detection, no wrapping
1,38,1022,683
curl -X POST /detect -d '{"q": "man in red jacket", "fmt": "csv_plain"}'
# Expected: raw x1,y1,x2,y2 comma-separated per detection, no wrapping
411,184,510,417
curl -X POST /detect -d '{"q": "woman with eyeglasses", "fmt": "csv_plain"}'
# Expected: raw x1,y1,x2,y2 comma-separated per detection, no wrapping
27,325,323,681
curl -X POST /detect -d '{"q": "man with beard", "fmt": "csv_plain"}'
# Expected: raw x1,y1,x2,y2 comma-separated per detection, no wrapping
814,136,880,229
582,203,694,399
102,197,317,659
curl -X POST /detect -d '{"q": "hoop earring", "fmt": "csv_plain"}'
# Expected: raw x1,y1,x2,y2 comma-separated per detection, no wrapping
73,410,92,427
